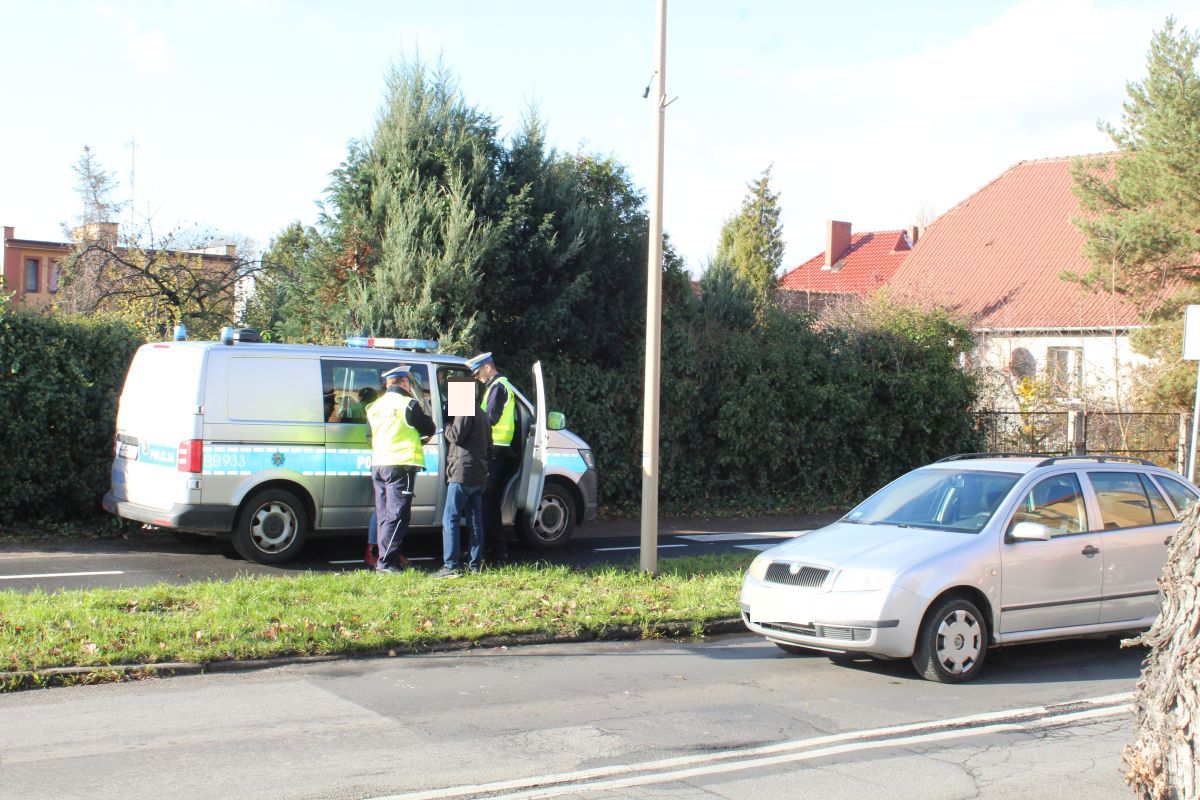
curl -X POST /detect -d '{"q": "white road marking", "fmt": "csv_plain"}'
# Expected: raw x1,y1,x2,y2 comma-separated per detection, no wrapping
735,544,775,551
675,531,810,542
369,693,1133,800
0,570,125,581
591,544,689,552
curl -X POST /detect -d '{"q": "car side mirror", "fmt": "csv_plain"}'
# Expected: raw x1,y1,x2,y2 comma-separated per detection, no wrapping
1010,521,1051,541
547,411,566,431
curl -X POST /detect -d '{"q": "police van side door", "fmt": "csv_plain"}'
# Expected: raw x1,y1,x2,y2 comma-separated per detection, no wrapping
517,361,549,520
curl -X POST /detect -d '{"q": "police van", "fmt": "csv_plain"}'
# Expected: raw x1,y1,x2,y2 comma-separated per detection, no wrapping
102,330,598,564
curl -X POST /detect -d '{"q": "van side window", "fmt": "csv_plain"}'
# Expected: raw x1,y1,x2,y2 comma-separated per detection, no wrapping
1153,475,1198,519
320,361,431,424
1007,474,1087,537
437,366,473,423
1089,472,1155,530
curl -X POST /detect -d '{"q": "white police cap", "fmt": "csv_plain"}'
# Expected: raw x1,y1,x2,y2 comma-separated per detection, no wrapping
466,352,494,373
381,364,411,380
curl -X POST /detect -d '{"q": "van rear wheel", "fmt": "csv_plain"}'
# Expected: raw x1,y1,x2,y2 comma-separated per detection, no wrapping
234,488,309,564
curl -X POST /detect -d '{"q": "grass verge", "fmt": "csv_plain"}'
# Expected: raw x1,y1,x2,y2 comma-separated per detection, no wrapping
0,554,753,691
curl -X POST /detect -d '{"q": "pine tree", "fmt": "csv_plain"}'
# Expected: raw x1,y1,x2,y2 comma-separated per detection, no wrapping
328,60,505,352
1071,17,1200,302
716,167,784,317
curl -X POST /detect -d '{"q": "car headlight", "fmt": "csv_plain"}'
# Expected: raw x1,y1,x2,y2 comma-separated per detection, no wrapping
746,553,771,582
579,449,595,469
831,568,892,592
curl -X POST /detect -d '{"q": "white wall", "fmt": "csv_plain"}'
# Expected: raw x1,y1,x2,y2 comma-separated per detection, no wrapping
973,329,1148,411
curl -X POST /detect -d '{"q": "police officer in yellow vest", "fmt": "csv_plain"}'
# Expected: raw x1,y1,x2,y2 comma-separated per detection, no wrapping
468,352,517,562
367,365,435,572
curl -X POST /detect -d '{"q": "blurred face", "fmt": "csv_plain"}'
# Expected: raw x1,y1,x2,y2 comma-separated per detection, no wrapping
473,363,494,383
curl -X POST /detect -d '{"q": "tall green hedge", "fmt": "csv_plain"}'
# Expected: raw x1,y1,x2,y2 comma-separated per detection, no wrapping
544,306,982,514
0,309,142,522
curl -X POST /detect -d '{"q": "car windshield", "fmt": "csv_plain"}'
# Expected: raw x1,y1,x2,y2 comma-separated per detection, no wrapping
842,468,1020,533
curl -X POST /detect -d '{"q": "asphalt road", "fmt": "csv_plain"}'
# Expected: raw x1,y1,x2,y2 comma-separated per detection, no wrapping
0,513,842,592
0,633,1143,800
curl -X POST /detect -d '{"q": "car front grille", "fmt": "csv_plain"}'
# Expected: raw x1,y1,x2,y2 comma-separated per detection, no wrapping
764,562,830,588
760,621,870,642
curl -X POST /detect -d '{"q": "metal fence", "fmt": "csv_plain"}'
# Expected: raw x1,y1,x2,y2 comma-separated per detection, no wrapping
973,411,1189,472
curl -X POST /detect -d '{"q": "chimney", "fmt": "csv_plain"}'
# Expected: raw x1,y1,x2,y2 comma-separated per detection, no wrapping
824,220,852,270
908,225,920,247
3,226,12,241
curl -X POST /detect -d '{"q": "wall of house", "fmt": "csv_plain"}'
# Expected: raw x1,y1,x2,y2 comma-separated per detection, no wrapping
3,229,69,309
973,330,1148,411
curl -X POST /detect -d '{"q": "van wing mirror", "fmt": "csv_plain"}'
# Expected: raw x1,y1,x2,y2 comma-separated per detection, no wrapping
1010,521,1051,542
548,411,566,431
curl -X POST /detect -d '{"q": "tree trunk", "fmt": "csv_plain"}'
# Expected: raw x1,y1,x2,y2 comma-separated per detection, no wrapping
1124,502,1200,798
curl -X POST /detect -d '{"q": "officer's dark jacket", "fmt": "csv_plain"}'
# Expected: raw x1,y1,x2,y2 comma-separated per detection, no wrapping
445,406,490,486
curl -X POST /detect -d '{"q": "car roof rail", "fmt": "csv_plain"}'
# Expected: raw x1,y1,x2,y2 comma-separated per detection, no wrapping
1033,454,1157,467
935,452,1051,463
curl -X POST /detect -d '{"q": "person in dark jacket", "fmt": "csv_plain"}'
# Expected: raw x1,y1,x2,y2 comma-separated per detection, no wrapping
436,380,491,577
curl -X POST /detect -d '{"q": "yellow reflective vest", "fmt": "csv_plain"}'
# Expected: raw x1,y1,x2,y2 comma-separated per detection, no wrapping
482,376,517,448
366,391,425,468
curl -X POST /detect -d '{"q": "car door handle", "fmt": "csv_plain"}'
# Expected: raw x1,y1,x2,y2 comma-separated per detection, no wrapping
1081,545,1100,557
1164,536,1173,546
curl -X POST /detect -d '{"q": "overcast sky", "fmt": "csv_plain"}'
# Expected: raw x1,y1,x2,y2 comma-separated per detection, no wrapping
2,0,1195,276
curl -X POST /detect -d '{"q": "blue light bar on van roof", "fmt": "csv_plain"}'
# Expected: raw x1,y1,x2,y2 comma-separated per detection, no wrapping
345,337,440,353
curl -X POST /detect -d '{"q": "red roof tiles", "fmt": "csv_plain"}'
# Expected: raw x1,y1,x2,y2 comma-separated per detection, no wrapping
887,155,1142,329
778,229,911,296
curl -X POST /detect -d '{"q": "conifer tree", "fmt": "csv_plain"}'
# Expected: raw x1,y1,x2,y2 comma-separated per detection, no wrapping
716,167,784,317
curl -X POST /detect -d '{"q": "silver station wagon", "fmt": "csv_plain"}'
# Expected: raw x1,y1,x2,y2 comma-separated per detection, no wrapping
740,454,1198,682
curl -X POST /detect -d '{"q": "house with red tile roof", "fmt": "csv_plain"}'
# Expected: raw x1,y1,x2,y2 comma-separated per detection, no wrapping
886,154,1146,409
777,220,914,313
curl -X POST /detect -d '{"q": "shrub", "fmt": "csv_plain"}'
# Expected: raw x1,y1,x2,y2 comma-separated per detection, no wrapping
0,309,142,522
545,300,982,514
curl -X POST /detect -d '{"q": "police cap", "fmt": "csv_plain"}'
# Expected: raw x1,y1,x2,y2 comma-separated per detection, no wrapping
466,352,494,373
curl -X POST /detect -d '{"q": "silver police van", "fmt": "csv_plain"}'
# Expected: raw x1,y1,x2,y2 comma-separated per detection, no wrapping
102,331,598,563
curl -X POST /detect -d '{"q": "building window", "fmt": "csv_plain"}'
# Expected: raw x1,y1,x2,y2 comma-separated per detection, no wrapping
48,260,61,293
23,258,40,293
1047,346,1083,394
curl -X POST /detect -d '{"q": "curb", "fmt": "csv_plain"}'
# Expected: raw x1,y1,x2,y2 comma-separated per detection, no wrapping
0,617,746,692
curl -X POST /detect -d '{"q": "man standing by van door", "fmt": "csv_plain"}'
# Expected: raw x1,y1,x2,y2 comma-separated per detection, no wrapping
368,365,435,572
468,352,517,563
436,378,490,578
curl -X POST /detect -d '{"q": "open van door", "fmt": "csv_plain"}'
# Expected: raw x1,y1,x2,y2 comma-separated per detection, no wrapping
516,361,549,522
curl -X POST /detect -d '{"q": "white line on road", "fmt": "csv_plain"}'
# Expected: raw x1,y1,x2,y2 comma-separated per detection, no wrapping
736,544,775,551
0,570,125,581
591,544,689,552
370,693,1133,800
675,531,810,542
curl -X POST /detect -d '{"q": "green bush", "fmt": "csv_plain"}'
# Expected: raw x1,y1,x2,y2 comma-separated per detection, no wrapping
545,302,982,515
0,309,142,522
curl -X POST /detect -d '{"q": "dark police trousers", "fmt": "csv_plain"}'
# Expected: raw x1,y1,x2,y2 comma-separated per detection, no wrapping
484,448,517,558
373,465,417,568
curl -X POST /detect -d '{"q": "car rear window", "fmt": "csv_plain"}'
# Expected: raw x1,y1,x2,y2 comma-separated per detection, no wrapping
1089,471,1155,529
1154,475,1198,519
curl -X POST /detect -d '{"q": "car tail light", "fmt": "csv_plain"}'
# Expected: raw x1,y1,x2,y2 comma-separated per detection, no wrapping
178,439,203,473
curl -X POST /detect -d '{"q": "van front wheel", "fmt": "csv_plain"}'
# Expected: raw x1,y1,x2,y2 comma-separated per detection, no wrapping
234,488,309,564
517,483,576,550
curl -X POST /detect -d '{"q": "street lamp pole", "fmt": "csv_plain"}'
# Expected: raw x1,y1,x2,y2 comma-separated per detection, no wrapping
641,0,667,575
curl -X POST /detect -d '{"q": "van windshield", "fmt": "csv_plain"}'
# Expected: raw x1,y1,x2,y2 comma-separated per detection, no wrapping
843,469,1020,533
